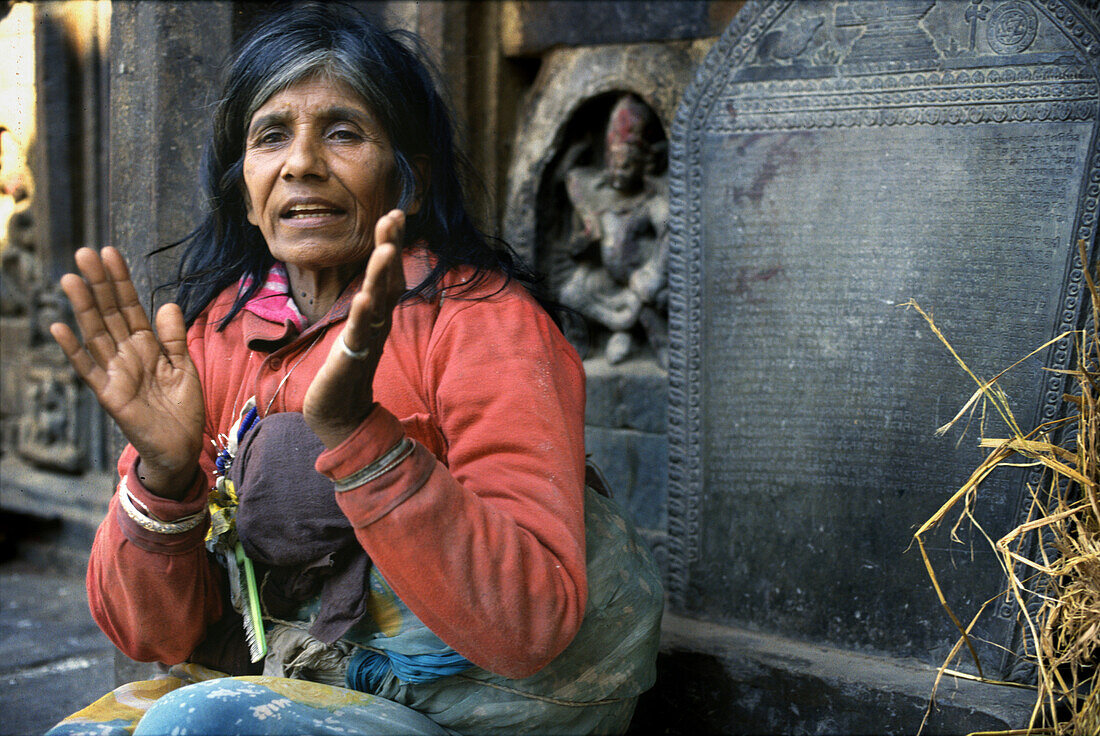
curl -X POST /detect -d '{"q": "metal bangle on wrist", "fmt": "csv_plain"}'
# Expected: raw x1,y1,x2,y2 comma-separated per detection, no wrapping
119,475,207,534
333,437,414,492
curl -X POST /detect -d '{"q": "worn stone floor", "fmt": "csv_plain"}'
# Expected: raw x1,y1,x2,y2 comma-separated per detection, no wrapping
0,559,115,736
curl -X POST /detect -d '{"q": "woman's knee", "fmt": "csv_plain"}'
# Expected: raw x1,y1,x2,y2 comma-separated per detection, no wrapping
132,678,277,736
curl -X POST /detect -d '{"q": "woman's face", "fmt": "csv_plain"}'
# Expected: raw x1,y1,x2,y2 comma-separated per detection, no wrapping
242,76,400,274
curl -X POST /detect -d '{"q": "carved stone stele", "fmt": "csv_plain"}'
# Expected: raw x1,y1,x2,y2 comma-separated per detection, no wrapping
668,0,1100,679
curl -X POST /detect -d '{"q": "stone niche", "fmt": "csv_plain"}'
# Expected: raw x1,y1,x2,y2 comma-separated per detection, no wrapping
504,40,713,567
667,0,1100,683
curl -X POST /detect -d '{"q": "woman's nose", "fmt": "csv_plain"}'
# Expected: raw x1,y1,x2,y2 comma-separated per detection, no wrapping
281,133,327,180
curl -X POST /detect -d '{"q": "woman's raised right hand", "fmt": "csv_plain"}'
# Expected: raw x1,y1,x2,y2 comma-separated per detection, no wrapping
50,247,205,500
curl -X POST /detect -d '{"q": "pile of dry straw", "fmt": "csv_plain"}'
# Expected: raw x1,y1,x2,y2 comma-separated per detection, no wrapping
908,241,1099,735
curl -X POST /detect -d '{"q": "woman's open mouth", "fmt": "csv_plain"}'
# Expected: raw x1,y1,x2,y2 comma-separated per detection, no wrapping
280,200,348,225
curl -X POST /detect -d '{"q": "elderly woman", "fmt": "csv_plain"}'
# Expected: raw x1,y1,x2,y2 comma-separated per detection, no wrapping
44,4,661,736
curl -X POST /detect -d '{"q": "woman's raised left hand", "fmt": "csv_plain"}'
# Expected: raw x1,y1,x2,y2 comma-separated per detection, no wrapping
303,209,406,448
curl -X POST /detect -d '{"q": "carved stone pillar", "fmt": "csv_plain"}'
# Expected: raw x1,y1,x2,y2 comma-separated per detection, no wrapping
108,1,234,320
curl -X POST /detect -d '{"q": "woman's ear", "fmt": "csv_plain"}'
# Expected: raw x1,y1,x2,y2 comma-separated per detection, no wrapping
406,155,430,216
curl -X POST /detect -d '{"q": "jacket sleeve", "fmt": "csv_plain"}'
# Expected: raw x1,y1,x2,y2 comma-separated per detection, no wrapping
85,321,225,664
316,287,588,680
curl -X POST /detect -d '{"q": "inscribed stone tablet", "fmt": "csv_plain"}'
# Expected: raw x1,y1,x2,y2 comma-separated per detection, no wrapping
667,0,1100,676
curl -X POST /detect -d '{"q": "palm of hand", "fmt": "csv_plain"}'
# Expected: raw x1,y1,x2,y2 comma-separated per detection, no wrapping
50,247,206,498
98,329,205,480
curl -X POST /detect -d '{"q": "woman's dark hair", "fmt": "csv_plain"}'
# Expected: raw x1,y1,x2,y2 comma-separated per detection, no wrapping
161,1,543,327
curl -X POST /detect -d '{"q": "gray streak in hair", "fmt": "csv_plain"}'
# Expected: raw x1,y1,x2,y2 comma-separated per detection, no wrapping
243,50,386,135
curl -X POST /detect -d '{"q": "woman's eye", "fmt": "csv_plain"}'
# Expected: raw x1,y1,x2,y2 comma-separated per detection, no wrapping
254,130,286,146
329,127,362,141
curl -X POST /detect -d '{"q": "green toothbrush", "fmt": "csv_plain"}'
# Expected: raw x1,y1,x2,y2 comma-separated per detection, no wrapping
233,542,267,662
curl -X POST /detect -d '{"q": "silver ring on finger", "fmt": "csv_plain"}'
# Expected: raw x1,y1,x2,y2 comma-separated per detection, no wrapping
369,318,386,330
338,333,370,360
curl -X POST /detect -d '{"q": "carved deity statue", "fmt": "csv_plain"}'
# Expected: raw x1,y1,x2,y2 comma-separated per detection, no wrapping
0,126,37,318
18,369,84,472
558,94,669,367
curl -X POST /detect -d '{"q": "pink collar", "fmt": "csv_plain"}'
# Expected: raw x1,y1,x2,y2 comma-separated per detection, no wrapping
238,263,307,332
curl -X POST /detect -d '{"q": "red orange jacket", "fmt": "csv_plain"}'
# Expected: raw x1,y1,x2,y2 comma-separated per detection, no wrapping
87,249,589,679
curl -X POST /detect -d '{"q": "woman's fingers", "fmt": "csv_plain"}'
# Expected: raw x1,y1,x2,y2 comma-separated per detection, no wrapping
362,243,400,315
366,209,404,293
154,302,189,366
73,247,133,346
343,210,405,352
54,247,178,392
368,209,406,305
59,269,118,367
49,321,107,394
101,246,154,335
376,208,405,249
59,248,160,367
